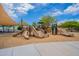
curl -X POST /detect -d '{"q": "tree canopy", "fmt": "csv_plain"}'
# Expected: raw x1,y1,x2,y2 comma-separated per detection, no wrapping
38,16,55,27
59,21,79,31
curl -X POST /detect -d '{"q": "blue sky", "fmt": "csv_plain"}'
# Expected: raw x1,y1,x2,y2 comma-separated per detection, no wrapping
2,3,79,24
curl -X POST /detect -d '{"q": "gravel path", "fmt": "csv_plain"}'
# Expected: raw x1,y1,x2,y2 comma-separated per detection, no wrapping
0,33,79,49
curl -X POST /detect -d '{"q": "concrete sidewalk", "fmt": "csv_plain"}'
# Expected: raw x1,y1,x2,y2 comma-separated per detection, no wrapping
0,41,79,56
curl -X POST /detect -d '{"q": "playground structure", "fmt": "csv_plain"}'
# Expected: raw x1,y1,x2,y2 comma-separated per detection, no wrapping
13,25,49,39
13,19,74,39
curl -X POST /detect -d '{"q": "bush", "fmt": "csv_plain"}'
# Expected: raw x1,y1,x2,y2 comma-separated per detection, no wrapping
17,26,23,30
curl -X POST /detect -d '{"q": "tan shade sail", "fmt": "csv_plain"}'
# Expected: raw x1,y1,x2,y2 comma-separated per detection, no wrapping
0,4,16,26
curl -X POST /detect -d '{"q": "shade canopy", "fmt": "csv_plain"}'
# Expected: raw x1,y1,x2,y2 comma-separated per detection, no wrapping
0,4,16,26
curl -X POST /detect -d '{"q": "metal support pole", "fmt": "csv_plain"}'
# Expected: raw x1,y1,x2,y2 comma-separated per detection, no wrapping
7,26,9,32
13,26,15,32
2,25,4,32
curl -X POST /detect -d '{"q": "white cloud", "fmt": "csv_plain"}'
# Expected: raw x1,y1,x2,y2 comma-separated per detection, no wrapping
8,9,18,18
50,4,79,17
44,9,63,17
4,3,14,9
64,3,79,14
3,3,35,18
15,3,35,14
51,9,63,16
3,3,17,18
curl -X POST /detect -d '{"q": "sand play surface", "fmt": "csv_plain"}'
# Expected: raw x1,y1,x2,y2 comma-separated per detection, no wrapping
0,33,79,49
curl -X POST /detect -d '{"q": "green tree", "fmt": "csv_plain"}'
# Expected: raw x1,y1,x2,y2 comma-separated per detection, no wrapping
59,21,79,31
39,16,55,27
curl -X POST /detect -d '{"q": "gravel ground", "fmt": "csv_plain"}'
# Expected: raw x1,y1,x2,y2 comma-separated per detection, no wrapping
0,32,79,49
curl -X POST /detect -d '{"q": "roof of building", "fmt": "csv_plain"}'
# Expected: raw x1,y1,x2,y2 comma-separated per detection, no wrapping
0,4,16,26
